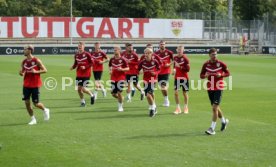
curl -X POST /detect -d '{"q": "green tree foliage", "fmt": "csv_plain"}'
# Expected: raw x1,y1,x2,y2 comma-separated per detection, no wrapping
0,0,274,21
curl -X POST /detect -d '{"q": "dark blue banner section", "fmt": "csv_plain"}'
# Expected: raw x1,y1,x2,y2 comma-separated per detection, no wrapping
0,46,231,55
262,46,276,54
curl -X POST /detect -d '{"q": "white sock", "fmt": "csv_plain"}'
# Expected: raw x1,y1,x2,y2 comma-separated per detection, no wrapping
101,87,105,91
149,105,154,109
221,117,226,123
131,86,135,91
127,93,131,98
81,99,85,103
118,103,123,108
211,121,216,130
43,108,48,112
176,104,180,108
165,96,169,101
184,104,188,108
94,91,98,95
31,116,36,120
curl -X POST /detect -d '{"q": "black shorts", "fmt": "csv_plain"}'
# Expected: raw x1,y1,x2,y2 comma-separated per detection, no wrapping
126,75,139,84
158,74,169,86
93,71,102,80
174,79,189,91
111,81,125,94
76,77,90,87
22,87,40,103
144,82,155,95
208,90,223,105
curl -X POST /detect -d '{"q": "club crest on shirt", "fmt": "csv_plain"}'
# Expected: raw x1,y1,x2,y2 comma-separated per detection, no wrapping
165,52,168,56
151,62,154,65
83,54,85,57
32,61,35,65
216,63,220,67
181,58,184,61
98,53,101,56
119,60,122,63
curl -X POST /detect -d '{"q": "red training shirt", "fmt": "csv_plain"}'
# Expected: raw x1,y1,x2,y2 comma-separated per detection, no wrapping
21,57,42,88
71,51,93,78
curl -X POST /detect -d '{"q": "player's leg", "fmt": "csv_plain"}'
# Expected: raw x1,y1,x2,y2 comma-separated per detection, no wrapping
173,79,181,114
31,88,50,121
182,80,189,114
133,76,145,100
117,81,124,112
111,81,118,99
145,82,156,117
159,74,170,107
125,75,132,102
205,91,216,135
23,87,36,125
214,91,229,131
81,78,95,105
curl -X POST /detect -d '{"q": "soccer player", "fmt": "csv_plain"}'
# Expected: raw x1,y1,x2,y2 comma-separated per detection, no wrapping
70,42,95,107
121,43,144,102
155,40,174,107
200,48,230,135
91,42,109,99
109,45,129,112
140,43,162,65
19,45,50,125
138,48,160,117
172,45,190,114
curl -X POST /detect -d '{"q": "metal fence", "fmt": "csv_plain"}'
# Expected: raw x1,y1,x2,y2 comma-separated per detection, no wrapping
179,12,276,46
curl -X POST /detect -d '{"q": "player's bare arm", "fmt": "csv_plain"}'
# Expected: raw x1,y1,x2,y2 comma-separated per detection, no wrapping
32,59,47,74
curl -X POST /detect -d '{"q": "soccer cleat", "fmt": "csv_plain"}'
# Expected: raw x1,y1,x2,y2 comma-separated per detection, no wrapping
140,92,145,101
221,119,229,131
28,119,37,125
163,100,170,107
173,108,182,115
118,107,124,112
131,89,136,97
80,102,86,107
149,109,155,117
183,107,189,114
91,96,95,105
205,127,216,135
43,108,50,121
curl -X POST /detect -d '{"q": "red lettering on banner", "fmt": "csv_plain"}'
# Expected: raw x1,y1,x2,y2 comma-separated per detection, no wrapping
41,17,73,37
77,17,94,38
1,17,19,38
97,18,115,38
118,18,132,38
133,18,149,38
21,17,39,38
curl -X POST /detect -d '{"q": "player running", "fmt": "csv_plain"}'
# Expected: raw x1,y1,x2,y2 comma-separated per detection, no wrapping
155,40,174,107
138,48,160,117
91,42,109,99
172,45,190,114
109,45,129,112
121,43,144,102
200,48,230,135
70,42,95,107
19,45,50,125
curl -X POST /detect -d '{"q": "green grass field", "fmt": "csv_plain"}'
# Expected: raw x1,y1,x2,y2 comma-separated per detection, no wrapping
0,54,275,167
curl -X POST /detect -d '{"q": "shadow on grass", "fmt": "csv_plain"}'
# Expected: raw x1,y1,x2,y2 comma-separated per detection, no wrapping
75,113,148,120
126,132,205,139
0,122,27,127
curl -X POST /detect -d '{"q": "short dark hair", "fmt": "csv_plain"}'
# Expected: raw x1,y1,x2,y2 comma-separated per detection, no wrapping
209,48,217,54
126,43,132,47
146,43,152,47
159,40,166,44
94,42,100,45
